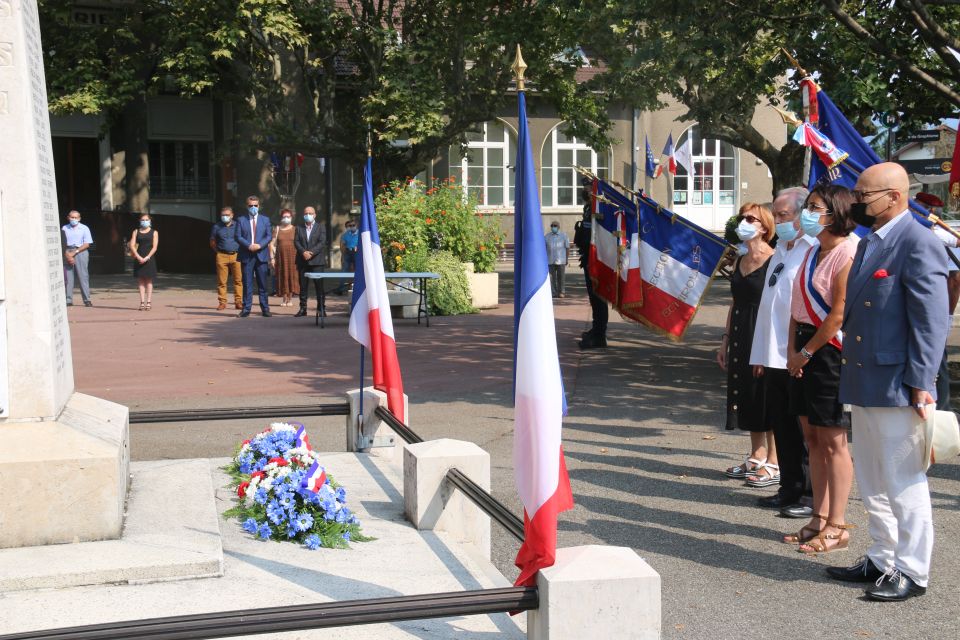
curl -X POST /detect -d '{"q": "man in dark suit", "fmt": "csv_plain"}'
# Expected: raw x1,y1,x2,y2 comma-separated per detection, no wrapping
294,205,328,317
828,163,949,601
235,195,273,317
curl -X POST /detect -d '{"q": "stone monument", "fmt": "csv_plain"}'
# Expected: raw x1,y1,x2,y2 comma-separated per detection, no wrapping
0,0,129,548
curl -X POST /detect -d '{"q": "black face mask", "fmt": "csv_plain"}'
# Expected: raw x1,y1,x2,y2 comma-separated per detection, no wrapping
850,202,877,228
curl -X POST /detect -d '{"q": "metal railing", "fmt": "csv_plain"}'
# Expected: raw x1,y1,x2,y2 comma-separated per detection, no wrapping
130,403,350,424
373,405,424,444
0,587,538,640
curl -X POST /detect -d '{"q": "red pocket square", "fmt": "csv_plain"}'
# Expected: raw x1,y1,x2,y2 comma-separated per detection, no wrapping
873,269,889,279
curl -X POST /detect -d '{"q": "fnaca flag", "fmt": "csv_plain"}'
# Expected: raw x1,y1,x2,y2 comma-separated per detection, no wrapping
512,89,573,588
348,156,406,423
588,179,643,315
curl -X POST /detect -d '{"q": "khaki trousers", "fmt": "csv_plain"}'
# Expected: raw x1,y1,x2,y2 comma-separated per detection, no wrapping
216,251,243,304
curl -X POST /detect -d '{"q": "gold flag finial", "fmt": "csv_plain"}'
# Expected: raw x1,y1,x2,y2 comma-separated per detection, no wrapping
771,105,802,127
511,45,528,91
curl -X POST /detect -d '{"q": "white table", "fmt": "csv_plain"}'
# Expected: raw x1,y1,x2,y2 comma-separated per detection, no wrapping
303,271,440,328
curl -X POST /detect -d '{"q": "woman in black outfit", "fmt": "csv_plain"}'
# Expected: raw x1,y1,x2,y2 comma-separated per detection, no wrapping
718,203,779,486
129,213,159,310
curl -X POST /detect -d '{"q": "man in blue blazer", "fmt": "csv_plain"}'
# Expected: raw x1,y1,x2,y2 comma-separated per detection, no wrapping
235,195,273,317
828,163,949,601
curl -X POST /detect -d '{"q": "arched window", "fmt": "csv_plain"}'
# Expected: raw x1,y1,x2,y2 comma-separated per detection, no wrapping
541,125,609,208
672,126,737,230
448,120,516,207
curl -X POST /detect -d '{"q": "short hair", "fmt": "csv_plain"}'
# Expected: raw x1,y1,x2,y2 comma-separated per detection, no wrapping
807,184,856,237
139,212,152,220
551,220,560,226
280,208,293,216
737,202,775,243
775,186,809,216
246,195,260,204
67,210,80,217
220,206,234,214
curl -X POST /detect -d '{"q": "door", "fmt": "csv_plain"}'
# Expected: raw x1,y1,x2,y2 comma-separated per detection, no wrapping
672,127,738,231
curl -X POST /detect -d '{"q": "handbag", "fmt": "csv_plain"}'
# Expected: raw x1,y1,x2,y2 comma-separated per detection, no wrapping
923,409,960,470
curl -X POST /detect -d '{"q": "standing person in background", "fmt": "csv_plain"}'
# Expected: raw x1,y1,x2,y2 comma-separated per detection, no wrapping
271,208,300,307
235,195,273,318
62,210,93,307
718,203,778,485
129,213,159,311
294,206,328,317
545,220,570,298
575,179,607,348
930,222,960,411
749,187,816,516
209,206,243,310
333,219,359,295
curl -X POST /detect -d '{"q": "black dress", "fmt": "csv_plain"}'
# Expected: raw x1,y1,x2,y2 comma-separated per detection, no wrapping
725,255,771,431
133,229,158,278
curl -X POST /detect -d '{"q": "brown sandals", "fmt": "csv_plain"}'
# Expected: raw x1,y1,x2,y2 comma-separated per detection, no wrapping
783,514,826,545
798,522,855,555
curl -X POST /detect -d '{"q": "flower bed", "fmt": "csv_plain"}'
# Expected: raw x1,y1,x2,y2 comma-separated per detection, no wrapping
224,423,371,549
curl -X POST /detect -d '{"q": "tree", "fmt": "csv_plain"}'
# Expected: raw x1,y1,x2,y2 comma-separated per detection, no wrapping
39,1,612,179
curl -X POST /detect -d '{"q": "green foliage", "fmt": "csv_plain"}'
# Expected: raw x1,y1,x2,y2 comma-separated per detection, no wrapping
723,215,740,246
402,249,476,316
375,178,503,273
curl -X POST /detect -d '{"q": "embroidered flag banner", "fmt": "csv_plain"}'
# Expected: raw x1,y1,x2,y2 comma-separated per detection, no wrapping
793,122,849,170
588,179,642,315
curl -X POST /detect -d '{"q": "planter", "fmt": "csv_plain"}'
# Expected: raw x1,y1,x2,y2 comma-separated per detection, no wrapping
462,262,499,309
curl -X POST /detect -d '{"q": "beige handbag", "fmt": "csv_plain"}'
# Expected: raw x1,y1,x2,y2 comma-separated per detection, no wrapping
924,409,960,470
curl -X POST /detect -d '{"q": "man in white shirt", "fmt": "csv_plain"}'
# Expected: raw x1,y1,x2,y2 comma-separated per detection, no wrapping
749,187,817,516
62,210,94,306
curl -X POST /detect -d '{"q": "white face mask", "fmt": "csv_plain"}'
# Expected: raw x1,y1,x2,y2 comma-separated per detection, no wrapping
735,219,759,241
281,217,292,225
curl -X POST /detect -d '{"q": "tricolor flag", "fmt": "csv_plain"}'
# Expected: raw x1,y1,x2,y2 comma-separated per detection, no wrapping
294,423,311,450
512,88,574,588
662,134,677,176
348,156,406,423
588,179,642,314
793,122,848,170
301,461,327,493
645,136,657,179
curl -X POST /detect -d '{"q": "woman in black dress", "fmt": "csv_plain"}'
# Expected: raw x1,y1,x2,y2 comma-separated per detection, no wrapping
129,213,159,311
717,203,778,484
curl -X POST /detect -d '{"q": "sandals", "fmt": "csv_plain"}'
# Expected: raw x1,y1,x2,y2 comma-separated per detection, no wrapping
799,522,855,555
145,302,152,311
746,462,781,487
138,302,146,311
783,514,826,545
724,457,764,479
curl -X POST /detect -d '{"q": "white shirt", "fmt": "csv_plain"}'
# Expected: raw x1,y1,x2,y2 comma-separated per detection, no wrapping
862,209,908,264
749,232,819,368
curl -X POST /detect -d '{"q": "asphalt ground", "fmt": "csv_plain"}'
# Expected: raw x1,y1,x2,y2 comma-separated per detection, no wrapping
67,267,960,639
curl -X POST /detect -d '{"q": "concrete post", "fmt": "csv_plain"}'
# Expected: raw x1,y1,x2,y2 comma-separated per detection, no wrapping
345,387,407,461
527,545,661,640
403,439,491,560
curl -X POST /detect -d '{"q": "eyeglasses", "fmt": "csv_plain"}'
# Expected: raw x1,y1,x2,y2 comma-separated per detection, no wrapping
852,188,892,202
738,215,761,225
768,262,785,287
805,203,832,213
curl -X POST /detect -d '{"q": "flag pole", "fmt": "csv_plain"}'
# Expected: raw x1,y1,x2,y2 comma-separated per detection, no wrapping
358,133,373,436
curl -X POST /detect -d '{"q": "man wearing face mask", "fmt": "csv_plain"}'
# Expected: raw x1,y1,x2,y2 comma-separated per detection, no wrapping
294,206,328,317
62,210,93,307
827,163,949,601
545,220,570,298
209,206,243,310
235,195,273,317
748,187,816,517
333,220,359,296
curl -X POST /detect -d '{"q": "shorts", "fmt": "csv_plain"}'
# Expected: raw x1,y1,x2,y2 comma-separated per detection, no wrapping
788,323,850,428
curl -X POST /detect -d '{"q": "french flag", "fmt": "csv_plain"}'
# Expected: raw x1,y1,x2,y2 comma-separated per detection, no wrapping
587,179,642,313
512,90,574,588
662,134,677,176
348,156,406,423
302,461,327,493
633,198,728,340
294,423,311,450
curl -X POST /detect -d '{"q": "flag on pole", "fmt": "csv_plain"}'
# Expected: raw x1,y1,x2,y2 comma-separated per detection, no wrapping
512,88,574,588
949,124,960,209
793,122,848,170
662,134,677,175
645,136,657,178
588,179,642,314
348,156,406,423
800,77,820,124
674,137,693,174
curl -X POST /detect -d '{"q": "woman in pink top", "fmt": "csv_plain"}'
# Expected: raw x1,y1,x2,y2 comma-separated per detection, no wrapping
783,185,857,554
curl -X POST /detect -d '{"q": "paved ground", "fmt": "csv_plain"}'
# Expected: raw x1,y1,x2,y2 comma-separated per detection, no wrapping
67,268,960,639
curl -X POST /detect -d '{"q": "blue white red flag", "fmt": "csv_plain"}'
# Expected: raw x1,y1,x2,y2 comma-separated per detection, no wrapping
512,90,573,588
587,179,642,314
301,461,327,493
294,423,311,450
793,122,848,170
662,134,677,175
348,156,406,423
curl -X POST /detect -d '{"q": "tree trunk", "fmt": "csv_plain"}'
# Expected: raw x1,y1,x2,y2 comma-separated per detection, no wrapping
769,141,806,195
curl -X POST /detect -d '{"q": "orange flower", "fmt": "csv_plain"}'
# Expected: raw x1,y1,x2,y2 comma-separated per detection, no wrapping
414,209,420,214
425,218,434,224
479,245,486,251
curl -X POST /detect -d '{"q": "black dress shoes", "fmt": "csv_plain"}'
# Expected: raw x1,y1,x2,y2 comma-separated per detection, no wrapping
865,570,926,602
237,310,251,318
294,308,307,318
780,504,813,519
757,493,791,508
826,556,885,583
261,310,273,317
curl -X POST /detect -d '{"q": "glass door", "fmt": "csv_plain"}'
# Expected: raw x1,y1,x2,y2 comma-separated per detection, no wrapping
672,127,737,231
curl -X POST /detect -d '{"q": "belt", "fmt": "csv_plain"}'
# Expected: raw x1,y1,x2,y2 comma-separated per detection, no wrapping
218,250,238,255
796,322,817,332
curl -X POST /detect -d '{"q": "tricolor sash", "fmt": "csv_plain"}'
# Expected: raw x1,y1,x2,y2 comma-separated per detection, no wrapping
798,246,842,350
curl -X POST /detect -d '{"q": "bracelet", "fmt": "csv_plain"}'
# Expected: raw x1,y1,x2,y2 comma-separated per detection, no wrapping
800,346,814,360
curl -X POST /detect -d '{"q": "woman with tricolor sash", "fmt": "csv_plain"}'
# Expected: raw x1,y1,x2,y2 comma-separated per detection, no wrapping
783,185,858,554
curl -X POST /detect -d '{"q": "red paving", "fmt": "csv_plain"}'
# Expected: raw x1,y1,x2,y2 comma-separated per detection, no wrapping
68,273,595,409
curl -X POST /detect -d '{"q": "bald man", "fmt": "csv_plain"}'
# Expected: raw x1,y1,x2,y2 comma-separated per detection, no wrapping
827,163,949,601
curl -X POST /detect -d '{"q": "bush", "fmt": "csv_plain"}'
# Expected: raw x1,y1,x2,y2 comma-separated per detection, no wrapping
375,178,503,273
402,249,475,316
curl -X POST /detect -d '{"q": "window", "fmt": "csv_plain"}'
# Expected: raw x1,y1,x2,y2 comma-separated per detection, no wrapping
541,125,608,208
448,120,516,207
672,126,737,230
148,141,213,199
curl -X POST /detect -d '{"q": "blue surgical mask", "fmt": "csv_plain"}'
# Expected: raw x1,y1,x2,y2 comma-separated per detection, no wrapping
221,215,232,224
799,208,824,238
303,214,314,224
140,219,151,229
735,219,759,241
69,219,80,226
281,217,292,225
551,226,559,234
248,205,259,215
775,221,799,242
347,227,357,234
